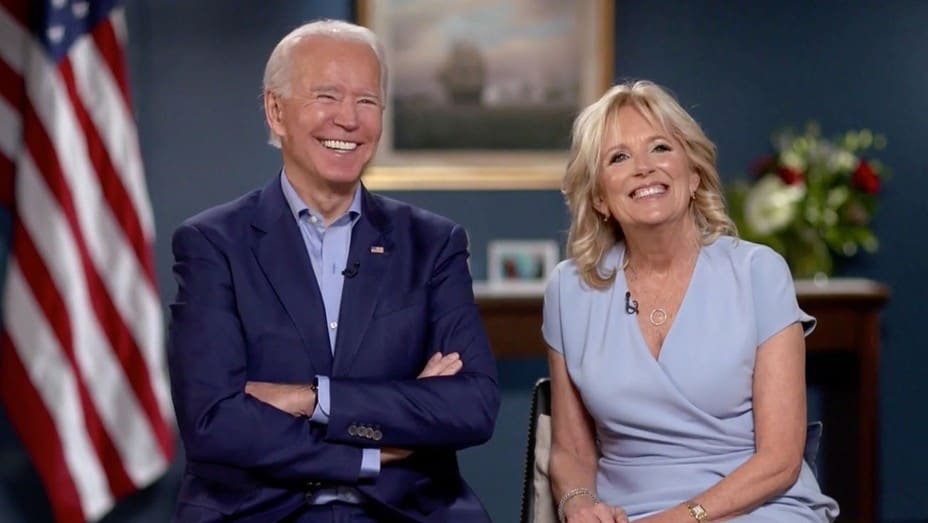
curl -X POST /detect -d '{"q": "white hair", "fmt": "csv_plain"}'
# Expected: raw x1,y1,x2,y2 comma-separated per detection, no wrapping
263,19,387,148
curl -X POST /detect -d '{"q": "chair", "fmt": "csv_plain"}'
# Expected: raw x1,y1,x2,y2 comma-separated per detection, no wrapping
519,378,554,523
519,377,823,523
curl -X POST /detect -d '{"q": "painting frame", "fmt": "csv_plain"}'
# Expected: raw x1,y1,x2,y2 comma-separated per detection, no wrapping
355,0,614,190
486,239,560,289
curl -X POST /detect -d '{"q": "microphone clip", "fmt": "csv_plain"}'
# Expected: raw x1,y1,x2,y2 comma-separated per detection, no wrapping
625,291,639,315
342,260,360,278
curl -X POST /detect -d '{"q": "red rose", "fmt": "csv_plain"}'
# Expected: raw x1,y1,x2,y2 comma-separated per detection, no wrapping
776,165,804,185
852,159,880,193
750,154,776,177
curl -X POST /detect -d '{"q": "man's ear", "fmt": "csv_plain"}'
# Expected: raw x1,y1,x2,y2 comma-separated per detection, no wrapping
264,91,284,136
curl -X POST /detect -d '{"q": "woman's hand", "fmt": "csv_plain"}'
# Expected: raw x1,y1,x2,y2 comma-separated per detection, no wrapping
563,496,629,522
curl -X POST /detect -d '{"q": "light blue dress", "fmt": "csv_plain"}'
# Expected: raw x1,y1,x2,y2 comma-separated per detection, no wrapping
542,237,839,522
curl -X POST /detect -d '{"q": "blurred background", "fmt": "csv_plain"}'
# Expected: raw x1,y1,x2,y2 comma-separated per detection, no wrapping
1,1,925,522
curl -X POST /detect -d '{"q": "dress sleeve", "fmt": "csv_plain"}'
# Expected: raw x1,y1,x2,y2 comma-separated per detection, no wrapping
542,263,565,354
750,247,816,346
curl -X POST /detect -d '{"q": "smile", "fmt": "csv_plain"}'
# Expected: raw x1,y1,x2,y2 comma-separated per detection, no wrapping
320,139,359,151
630,184,667,199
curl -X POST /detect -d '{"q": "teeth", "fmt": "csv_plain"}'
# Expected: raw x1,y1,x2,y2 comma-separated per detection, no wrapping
321,139,358,151
632,185,666,199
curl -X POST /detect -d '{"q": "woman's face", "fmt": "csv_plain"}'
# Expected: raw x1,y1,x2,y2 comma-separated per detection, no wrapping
594,105,699,234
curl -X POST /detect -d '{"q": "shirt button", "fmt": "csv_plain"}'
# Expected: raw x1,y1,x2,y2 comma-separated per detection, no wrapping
309,215,318,224
329,321,337,329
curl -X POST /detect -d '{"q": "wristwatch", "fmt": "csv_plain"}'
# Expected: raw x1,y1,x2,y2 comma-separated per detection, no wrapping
686,501,708,522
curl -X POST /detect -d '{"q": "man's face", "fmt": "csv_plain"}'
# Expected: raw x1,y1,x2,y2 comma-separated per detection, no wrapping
267,37,383,189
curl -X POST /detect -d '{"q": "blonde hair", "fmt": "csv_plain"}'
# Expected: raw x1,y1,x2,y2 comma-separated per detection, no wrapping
263,19,387,148
563,80,737,289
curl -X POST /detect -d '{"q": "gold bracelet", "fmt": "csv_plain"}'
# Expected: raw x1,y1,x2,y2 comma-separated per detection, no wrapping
557,487,598,522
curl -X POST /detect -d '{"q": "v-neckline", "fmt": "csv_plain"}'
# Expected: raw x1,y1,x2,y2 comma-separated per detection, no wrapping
618,245,702,363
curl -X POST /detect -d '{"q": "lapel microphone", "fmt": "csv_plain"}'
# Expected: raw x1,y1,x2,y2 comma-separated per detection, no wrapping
342,260,360,278
625,291,639,315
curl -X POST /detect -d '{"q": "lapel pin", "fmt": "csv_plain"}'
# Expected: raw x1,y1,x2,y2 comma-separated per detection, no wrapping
370,245,385,254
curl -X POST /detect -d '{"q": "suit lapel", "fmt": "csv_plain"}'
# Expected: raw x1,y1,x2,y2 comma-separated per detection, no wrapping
333,188,394,375
250,176,334,375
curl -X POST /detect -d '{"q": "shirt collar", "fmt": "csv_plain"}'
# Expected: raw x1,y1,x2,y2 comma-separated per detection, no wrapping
279,170,362,224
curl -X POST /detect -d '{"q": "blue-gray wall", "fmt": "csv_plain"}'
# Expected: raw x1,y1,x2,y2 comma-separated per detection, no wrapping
1,1,926,521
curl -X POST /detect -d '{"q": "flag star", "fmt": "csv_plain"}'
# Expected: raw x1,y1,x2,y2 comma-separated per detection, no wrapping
73,1,90,18
47,25,66,44
52,0,67,8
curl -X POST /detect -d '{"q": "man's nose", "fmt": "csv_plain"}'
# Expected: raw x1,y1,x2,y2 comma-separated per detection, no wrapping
333,99,359,130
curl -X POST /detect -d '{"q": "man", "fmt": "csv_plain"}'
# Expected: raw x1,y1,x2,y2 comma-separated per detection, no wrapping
167,20,500,522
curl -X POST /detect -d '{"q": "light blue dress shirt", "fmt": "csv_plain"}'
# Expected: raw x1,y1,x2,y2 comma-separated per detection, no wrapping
280,172,379,502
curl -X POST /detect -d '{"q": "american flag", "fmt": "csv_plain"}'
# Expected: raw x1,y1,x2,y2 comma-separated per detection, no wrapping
0,1,174,521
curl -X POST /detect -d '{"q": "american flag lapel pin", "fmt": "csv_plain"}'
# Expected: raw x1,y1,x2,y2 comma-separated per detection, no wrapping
370,245,385,254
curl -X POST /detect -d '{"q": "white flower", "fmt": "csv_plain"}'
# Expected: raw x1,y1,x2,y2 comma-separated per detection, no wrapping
831,150,857,172
743,174,806,235
780,150,806,172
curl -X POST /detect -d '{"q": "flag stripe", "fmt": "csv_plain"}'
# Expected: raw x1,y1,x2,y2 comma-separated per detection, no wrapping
76,22,156,240
0,0,27,28
0,332,85,523
10,219,137,498
43,28,173,422
91,13,131,112
66,36,157,282
0,89,16,205
3,265,113,520
20,97,173,462
0,44,24,108
0,155,12,206
1,2,173,519
0,92,19,154
17,150,169,484
21,21,174,430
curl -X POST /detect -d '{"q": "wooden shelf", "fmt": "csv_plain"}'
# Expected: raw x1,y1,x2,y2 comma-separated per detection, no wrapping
476,277,888,522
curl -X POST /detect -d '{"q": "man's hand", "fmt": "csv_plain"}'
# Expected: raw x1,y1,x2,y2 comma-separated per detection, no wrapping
244,382,316,417
381,447,414,464
417,352,462,378
380,353,463,465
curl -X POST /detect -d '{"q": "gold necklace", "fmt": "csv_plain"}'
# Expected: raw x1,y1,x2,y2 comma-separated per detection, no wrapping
623,248,698,327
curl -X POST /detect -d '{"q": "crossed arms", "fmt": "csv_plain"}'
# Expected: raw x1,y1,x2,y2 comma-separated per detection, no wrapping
168,220,499,484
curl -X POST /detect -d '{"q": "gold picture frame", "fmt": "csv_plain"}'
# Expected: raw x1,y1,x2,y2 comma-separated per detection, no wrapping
356,0,614,190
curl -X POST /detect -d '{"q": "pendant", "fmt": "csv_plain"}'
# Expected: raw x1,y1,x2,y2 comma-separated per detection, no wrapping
649,308,668,326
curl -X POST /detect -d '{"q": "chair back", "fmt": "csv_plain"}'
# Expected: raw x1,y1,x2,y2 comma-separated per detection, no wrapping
519,377,554,523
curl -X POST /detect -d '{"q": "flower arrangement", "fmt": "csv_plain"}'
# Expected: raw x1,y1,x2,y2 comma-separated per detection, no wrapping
726,123,888,278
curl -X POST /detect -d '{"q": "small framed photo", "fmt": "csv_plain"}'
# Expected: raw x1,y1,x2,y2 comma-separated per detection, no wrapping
487,240,560,287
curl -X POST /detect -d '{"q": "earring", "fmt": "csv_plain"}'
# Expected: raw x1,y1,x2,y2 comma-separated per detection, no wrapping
602,214,609,223
690,191,696,201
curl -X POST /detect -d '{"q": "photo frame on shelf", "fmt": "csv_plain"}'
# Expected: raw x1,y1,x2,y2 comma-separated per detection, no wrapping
486,239,560,289
355,0,614,190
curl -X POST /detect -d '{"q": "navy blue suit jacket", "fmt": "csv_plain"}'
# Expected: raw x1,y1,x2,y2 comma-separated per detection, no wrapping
167,176,500,522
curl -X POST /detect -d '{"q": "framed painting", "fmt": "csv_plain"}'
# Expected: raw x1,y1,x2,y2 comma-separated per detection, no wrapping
355,0,614,189
487,239,560,288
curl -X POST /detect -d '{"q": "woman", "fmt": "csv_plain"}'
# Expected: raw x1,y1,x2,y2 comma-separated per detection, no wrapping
543,80,839,522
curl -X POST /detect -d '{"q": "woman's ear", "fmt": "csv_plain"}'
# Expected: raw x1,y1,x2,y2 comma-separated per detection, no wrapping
689,168,701,196
592,193,608,217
